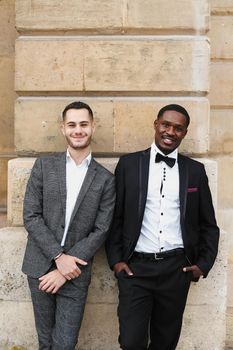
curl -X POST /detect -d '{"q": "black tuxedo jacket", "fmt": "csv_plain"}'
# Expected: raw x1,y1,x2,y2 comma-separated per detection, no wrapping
106,148,219,278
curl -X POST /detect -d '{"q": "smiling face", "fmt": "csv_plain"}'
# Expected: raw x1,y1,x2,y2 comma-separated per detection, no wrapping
61,108,95,151
154,110,188,155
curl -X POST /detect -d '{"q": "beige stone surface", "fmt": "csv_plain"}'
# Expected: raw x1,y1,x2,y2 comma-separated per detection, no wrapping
210,109,233,154
15,0,209,33
126,0,209,33
178,304,226,349
8,157,218,226
15,39,84,91
8,158,35,226
0,157,12,208
227,263,233,307
0,300,37,350
15,97,208,154
215,157,233,209
210,16,233,59
0,0,16,55
114,98,209,154
226,306,233,348
78,303,120,350
211,0,233,13
85,39,209,92
210,62,233,106
15,98,114,154
217,209,233,262
0,227,29,301
16,0,124,32
0,57,15,154
187,230,227,306
15,38,209,92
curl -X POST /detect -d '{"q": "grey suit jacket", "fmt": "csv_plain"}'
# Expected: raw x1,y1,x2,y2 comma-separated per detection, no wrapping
22,152,115,285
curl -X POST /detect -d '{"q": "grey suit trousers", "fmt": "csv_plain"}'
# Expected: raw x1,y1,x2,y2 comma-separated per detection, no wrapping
28,277,89,350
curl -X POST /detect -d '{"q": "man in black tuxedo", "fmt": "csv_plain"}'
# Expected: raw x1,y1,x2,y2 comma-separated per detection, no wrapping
106,104,219,350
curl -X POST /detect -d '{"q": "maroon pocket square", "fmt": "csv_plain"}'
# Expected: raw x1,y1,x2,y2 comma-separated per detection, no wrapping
187,187,198,193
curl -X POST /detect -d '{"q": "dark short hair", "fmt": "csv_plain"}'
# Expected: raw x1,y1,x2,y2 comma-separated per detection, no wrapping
62,101,93,120
157,104,190,127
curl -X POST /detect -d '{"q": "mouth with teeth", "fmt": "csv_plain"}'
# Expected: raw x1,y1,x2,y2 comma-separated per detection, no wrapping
162,136,176,146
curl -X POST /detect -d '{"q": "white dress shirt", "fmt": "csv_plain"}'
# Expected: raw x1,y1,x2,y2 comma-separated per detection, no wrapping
135,143,183,253
61,150,91,247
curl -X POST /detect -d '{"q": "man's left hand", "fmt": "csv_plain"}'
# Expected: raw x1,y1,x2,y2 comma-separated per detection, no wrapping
38,269,67,294
183,265,204,279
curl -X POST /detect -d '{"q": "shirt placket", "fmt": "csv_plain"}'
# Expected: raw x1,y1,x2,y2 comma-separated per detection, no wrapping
158,163,167,252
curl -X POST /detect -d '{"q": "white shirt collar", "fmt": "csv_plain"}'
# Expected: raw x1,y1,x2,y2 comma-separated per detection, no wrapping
151,142,178,161
66,149,92,167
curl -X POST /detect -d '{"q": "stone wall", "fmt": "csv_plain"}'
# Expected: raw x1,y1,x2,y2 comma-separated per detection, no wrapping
0,0,16,210
0,0,231,349
209,1,233,348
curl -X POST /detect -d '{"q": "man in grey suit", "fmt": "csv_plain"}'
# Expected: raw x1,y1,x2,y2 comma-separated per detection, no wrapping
22,101,115,350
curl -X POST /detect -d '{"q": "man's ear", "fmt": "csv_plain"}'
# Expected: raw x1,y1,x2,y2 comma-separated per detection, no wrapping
92,121,96,133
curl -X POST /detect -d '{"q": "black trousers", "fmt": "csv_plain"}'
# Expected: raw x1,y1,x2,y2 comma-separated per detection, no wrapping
117,254,192,350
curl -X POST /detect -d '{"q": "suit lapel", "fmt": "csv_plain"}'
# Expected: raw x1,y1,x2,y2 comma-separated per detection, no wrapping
69,158,97,225
57,152,67,214
178,154,189,219
138,148,150,223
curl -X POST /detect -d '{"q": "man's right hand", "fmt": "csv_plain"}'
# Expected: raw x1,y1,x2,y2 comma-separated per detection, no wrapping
55,254,87,280
113,262,133,276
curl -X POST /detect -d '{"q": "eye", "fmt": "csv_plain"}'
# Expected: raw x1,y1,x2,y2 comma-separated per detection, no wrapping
162,122,170,128
80,122,89,127
175,126,185,132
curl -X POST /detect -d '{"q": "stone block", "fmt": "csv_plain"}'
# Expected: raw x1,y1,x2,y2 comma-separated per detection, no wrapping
0,300,37,350
227,263,233,307
215,157,233,209
15,38,209,93
210,62,233,106
210,16,233,59
15,97,208,155
217,209,233,254
211,0,233,13
126,0,209,33
187,230,227,306
16,0,209,34
226,307,233,349
178,304,226,349
0,56,15,154
210,109,233,153
16,0,124,32
0,227,29,301
0,0,16,55
84,38,209,92
8,157,218,226
8,158,35,226
15,98,114,154
79,304,120,350
15,39,84,91
114,98,209,154
0,157,12,208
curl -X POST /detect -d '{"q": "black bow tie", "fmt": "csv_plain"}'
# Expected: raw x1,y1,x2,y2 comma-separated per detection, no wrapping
155,153,176,168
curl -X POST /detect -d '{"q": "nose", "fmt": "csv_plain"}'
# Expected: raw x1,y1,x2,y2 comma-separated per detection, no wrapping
73,125,82,134
166,126,175,136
